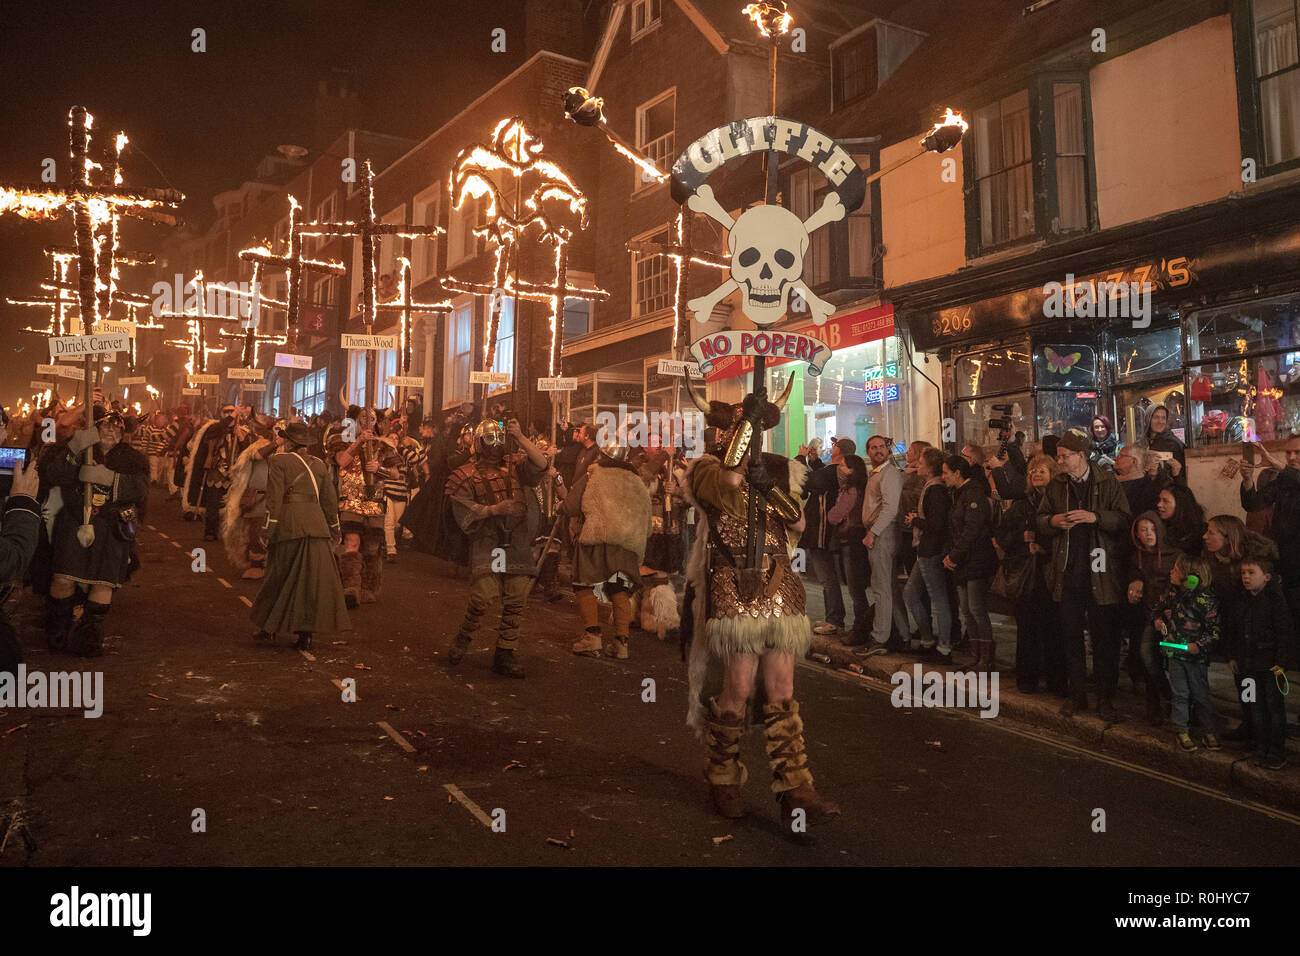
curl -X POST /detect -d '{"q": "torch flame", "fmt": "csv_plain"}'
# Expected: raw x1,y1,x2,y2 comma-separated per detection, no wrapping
920,108,969,153
743,1,793,38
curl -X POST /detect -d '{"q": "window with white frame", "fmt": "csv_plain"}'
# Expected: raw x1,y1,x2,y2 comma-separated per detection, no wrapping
445,299,473,405
412,186,441,282
974,89,1034,248
447,197,482,267
272,377,281,416
346,350,397,408
377,349,398,407
312,275,335,307
378,207,406,285
631,0,662,39
635,89,675,192
489,298,514,393
292,367,327,417
348,351,367,408
631,227,675,316
315,193,336,225
790,154,873,286
1251,0,1300,167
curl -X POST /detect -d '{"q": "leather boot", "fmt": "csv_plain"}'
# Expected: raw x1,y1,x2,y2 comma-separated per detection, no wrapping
491,646,525,678
447,633,471,665
763,698,840,826
68,601,110,657
704,698,748,819
45,594,80,652
985,640,999,674
338,551,362,609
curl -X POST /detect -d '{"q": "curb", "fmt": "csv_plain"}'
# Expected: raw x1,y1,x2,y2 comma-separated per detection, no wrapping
808,635,1300,815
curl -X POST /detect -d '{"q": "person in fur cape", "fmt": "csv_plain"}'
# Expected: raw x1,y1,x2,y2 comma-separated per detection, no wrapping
39,407,149,657
179,408,216,521
564,442,652,660
679,380,840,826
220,414,279,578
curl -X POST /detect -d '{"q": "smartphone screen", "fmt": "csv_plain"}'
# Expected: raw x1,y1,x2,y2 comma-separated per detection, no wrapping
0,447,28,473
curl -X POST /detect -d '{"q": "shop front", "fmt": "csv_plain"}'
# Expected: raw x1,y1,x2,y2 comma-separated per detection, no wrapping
901,202,1300,458
700,304,921,458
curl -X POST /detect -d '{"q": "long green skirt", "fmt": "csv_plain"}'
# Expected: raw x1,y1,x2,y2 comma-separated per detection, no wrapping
250,536,352,635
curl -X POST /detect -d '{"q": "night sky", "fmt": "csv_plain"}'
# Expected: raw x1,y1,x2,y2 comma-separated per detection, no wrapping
0,0,537,402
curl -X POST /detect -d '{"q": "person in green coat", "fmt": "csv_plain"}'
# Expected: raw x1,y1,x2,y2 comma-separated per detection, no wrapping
251,422,351,649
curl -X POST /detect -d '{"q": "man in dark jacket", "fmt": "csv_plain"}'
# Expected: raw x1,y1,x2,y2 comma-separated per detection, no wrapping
1240,434,1300,648
1036,430,1132,720
0,459,41,675
803,438,851,634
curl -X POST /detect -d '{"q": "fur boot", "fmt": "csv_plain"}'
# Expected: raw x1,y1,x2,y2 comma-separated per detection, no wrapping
45,594,80,652
704,698,748,818
763,698,840,825
339,550,363,609
644,583,680,641
67,601,110,658
360,545,383,604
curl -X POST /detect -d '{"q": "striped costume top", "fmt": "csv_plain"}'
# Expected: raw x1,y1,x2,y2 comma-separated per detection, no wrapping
383,438,426,502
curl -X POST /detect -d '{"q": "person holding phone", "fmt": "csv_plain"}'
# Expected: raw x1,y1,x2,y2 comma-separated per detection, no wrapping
0,458,42,675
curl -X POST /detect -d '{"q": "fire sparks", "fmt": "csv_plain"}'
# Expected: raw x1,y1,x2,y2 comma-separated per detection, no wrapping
742,1,793,38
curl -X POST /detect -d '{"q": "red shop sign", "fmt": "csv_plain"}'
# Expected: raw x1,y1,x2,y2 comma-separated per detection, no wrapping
704,303,895,382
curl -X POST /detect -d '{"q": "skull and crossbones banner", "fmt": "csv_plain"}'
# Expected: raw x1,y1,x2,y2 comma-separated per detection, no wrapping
670,117,867,370
688,329,831,378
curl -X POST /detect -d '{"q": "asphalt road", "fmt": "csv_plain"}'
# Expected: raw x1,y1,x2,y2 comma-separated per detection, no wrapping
1,487,1296,867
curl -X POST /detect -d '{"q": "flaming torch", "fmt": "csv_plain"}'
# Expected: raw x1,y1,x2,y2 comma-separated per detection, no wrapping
863,108,969,186
563,87,669,186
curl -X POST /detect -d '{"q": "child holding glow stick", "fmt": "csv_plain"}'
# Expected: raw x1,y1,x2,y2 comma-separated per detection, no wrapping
1152,553,1221,752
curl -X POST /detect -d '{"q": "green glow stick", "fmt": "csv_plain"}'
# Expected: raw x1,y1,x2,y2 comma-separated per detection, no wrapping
1159,641,1189,650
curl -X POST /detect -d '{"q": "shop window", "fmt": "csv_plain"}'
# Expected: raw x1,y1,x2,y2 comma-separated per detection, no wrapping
1115,326,1182,381
1187,293,1300,361
954,345,1032,398
1250,0,1300,168
1115,382,1187,449
1032,343,1096,389
1187,353,1300,444
1037,390,1098,440
956,394,1034,447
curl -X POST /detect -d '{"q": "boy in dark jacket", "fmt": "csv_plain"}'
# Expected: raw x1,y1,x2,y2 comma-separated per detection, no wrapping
1152,554,1221,752
1231,547,1293,769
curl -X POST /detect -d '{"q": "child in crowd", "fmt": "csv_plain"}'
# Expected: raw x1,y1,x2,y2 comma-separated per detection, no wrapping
1231,545,1293,770
1126,511,1181,725
1152,554,1221,752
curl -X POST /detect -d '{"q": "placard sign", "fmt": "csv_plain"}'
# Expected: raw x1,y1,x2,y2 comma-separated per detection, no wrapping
656,359,703,377
181,387,203,395
30,380,53,390
240,383,267,393
538,377,578,391
470,371,512,385
387,375,425,389
342,333,398,350
188,374,220,385
689,330,830,378
48,332,130,359
118,376,148,385
275,353,313,370
227,367,266,381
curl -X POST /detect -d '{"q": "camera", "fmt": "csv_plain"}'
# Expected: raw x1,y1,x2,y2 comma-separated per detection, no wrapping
988,404,1015,459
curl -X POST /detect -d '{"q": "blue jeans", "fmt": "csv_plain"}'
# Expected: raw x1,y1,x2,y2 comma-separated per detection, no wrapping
956,577,992,644
904,555,952,652
1166,657,1217,735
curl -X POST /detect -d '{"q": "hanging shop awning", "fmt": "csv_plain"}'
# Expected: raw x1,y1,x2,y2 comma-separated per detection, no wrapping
704,303,894,382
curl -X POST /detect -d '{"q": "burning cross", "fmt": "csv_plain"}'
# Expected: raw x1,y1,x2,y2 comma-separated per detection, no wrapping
210,260,290,367
684,183,843,328
156,272,234,377
625,211,730,353
442,118,607,378
298,160,443,406
238,195,346,349
6,250,79,336
373,257,451,389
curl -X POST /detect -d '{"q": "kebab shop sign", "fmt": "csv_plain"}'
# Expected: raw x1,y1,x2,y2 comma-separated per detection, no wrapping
696,303,895,382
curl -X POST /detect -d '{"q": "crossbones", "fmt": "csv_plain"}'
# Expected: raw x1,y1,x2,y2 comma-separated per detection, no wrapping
686,184,844,327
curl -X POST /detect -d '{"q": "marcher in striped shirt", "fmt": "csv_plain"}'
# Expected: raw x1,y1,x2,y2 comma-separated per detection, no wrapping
380,413,426,562
136,412,172,486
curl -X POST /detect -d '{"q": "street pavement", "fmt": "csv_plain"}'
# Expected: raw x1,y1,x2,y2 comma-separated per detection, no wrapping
0,486,1296,867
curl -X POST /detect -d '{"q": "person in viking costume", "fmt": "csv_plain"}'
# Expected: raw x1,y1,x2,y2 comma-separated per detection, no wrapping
220,413,279,579
39,407,149,657
329,407,400,607
445,418,548,678
680,376,840,825
251,421,350,650
565,441,651,660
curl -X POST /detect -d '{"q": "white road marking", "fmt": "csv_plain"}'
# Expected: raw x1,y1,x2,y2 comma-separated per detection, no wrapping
157,531,169,539
377,721,416,753
329,678,357,700
170,541,181,549
238,595,253,608
217,577,232,589
444,783,494,828
298,649,316,662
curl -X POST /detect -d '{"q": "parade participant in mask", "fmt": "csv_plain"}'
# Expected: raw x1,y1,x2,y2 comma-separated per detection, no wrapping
680,377,839,826
445,418,548,678
40,407,149,656
330,407,399,607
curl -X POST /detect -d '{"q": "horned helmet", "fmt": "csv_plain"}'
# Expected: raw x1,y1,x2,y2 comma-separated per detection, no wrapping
682,373,795,466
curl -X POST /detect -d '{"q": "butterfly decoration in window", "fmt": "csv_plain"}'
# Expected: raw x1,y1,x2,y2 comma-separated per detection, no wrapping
1044,347,1082,374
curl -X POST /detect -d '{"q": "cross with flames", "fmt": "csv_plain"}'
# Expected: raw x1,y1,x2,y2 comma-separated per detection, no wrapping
210,261,291,368
372,256,452,398
156,272,234,378
441,117,608,387
297,160,443,406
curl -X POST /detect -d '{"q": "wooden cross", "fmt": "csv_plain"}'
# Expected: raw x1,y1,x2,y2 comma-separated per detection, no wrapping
238,195,345,350
371,256,452,402
297,160,443,406
6,250,79,336
210,259,290,367
156,273,235,402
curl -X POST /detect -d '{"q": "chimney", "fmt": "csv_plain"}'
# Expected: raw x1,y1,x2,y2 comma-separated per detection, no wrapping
524,0,587,59
312,70,360,151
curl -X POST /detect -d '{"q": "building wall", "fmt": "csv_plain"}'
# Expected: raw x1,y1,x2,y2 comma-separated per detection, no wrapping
879,141,966,289
1090,14,1242,229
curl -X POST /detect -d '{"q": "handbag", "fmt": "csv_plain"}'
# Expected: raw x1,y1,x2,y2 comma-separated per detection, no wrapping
991,554,1035,601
